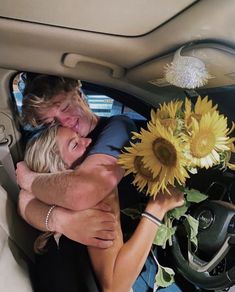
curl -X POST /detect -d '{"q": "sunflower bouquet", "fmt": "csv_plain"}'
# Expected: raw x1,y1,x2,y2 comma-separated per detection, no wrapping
118,96,235,288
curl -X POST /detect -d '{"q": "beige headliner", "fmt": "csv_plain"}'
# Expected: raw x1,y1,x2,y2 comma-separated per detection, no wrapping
1,0,235,105
0,0,195,36
1,0,235,163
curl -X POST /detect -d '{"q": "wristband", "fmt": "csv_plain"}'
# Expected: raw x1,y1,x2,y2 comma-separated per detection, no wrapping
141,211,162,227
45,205,56,231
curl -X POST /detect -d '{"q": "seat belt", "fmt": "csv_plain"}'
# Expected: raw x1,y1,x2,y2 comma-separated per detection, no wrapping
0,137,19,204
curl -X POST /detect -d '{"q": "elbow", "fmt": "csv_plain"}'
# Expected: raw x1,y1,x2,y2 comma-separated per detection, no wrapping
18,190,33,221
17,194,24,218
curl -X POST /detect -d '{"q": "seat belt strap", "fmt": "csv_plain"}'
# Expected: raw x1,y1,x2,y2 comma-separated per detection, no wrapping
0,142,19,203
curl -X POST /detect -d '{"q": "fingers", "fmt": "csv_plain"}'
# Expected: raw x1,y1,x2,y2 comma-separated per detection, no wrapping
94,201,112,212
93,209,116,223
88,238,114,249
99,220,116,230
95,230,116,241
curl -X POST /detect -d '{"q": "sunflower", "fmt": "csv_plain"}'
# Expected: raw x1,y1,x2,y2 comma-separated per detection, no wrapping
184,96,218,130
136,121,189,195
187,111,232,169
223,122,235,170
150,100,183,131
118,142,160,195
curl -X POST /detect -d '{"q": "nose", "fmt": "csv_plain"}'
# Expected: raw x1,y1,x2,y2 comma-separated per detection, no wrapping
57,114,75,128
81,137,92,148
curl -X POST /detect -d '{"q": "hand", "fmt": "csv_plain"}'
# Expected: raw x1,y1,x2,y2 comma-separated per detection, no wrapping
52,202,117,248
146,186,184,218
16,161,37,192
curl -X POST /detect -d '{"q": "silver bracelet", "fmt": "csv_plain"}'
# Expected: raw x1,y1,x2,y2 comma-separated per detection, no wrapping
45,205,56,231
141,211,162,227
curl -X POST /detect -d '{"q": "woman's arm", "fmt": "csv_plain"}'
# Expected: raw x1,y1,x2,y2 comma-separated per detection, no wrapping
88,187,184,292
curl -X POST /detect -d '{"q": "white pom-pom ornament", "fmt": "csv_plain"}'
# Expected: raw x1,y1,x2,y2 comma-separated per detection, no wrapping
164,47,211,89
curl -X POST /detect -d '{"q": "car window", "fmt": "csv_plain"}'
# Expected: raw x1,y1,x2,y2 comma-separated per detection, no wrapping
83,90,146,120
12,74,24,113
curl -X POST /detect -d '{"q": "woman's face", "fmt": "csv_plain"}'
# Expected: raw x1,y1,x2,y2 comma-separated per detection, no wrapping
56,127,92,167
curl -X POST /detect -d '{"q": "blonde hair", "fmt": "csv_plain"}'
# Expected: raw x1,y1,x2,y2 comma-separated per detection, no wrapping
21,74,86,127
25,124,67,173
24,124,67,253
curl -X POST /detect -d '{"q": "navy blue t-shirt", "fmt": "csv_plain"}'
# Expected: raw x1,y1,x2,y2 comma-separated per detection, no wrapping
87,115,144,233
87,115,137,158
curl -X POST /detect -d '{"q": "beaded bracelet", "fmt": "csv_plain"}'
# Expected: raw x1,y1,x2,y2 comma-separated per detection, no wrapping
45,205,56,231
141,211,162,227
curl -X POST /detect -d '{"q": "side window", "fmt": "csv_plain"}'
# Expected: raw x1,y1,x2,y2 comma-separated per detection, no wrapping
12,73,24,113
83,90,146,120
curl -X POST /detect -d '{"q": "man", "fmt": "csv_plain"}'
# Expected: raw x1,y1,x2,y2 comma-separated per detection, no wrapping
16,73,140,291
17,73,137,247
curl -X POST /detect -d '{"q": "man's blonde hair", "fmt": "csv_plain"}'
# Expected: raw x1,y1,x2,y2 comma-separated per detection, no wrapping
22,74,82,127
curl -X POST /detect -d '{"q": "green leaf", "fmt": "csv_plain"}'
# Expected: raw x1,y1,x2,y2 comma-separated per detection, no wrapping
184,214,199,248
155,264,175,288
153,224,176,247
168,200,190,219
121,208,141,220
184,188,208,203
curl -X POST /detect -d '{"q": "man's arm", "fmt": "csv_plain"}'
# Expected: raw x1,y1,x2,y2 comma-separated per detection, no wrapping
18,189,116,248
16,115,136,210
17,115,136,210
17,154,123,210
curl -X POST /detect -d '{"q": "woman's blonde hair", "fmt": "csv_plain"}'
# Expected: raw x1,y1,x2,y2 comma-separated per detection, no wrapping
25,124,67,173
24,123,67,253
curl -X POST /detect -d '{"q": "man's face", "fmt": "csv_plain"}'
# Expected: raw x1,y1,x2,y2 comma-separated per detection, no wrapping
38,89,94,137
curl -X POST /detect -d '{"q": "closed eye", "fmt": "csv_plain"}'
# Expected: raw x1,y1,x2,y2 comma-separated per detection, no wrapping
72,142,78,150
61,104,70,112
69,138,78,150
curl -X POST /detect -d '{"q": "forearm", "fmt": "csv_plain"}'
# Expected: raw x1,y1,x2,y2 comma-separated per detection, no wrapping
90,189,184,291
88,196,165,292
32,155,123,210
18,190,53,231
111,219,160,292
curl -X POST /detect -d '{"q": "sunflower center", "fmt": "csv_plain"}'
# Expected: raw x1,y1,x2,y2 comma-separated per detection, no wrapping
152,138,177,166
134,156,154,181
191,131,216,158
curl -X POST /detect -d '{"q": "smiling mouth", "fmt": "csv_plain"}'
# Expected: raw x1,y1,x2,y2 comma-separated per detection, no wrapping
72,119,79,132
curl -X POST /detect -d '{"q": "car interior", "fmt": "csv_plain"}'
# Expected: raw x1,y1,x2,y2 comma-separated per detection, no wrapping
0,0,235,291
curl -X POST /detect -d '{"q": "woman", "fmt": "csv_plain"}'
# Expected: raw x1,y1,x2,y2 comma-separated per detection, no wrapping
24,124,184,292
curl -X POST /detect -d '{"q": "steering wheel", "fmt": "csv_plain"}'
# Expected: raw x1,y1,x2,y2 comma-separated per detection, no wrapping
171,200,235,290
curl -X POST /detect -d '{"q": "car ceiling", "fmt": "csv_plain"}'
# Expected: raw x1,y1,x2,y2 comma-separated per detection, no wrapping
0,0,196,36
1,0,235,105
